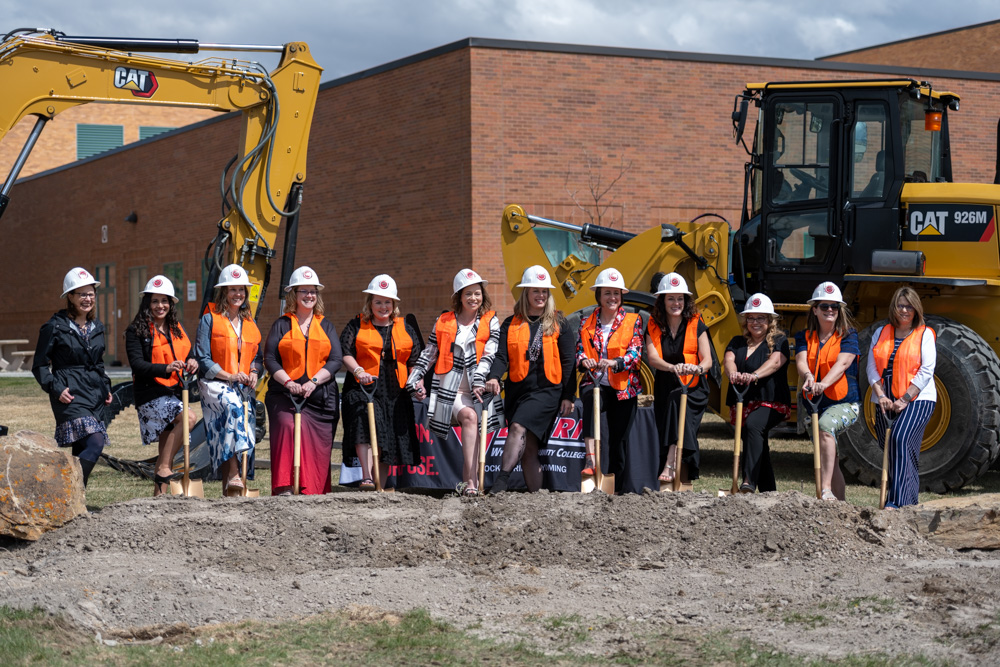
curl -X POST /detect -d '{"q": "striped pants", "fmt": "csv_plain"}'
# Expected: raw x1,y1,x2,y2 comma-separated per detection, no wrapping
874,400,935,508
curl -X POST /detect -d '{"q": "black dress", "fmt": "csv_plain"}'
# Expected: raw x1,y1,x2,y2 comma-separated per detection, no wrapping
488,315,576,441
340,316,423,467
724,334,791,491
651,318,709,480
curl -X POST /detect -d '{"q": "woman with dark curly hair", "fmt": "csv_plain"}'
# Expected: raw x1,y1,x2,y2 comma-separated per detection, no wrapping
645,272,713,486
125,275,199,496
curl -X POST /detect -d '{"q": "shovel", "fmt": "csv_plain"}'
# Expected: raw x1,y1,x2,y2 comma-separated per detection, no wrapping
801,384,823,500
720,381,750,497
586,372,615,495
170,372,204,498
662,372,697,493
879,409,898,509
238,393,260,498
475,391,493,495
290,393,308,495
359,378,393,493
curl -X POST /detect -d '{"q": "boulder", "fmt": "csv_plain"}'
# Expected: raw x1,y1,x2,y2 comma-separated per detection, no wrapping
0,430,87,541
905,494,1000,550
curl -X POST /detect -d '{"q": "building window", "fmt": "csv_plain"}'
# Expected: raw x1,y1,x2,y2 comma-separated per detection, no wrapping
128,266,148,323
77,124,124,160
163,262,184,318
139,126,175,141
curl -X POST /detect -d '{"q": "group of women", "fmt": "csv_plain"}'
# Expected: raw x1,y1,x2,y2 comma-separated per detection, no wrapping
33,264,936,507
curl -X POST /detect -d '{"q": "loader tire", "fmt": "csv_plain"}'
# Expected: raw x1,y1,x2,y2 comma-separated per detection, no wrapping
841,316,1000,493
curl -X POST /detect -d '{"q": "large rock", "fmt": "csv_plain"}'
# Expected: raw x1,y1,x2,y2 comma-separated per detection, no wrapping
905,494,1000,550
0,430,87,541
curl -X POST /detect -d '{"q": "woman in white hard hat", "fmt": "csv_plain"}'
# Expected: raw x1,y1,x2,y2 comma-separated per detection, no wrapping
645,272,713,486
124,275,199,496
193,264,263,495
483,265,576,493
340,274,424,489
866,287,936,508
263,267,343,495
793,281,861,501
32,267,114,487
576,267,643,494
406,269,502,496
723,293,790,493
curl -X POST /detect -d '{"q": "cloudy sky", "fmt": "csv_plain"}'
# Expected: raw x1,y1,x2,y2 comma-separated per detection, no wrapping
5,1,998,80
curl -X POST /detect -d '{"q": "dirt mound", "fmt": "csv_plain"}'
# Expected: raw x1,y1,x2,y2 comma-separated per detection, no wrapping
1,490,998,663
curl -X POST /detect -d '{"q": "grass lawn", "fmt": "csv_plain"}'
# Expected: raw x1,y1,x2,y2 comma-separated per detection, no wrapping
2,377,997,509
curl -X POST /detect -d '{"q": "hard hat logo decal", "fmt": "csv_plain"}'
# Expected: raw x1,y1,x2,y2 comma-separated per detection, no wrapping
79,270,88,278
536,272,546,281
670,277,680,287
303,270,312,279
113,67,159,98
232,270,242,279
467,271,475,278
824,284,835,294
153,278,163,288
751,297,761,307
609,273,618,282
379,280,389,289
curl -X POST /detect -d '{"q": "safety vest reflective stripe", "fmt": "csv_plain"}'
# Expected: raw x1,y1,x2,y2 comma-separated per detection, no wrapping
150,324,191,388
356,316,413,388
209,310,261,376
508,315,562,385
580,310,639,391
805,331,848,401
646,315,701,388
873,324,933,399
277,313,332,381
433,310,495,375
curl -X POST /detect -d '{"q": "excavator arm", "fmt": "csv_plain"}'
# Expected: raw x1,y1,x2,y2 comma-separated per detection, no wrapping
0,29,323,311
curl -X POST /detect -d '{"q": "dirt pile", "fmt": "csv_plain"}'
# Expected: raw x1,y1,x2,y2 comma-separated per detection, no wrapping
1,490,998,663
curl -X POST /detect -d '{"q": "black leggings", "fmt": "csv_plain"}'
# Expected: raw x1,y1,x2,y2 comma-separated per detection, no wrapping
581,386,638,487
739,407,784,492
71,433,105,463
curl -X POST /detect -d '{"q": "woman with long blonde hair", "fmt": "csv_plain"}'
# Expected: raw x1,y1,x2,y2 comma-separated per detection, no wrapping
484,265,576,493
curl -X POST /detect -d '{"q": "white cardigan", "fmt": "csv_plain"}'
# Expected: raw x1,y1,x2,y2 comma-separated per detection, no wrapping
865,325,937,403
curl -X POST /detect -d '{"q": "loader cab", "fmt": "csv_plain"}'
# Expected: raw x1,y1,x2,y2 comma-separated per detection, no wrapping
734,81,954,304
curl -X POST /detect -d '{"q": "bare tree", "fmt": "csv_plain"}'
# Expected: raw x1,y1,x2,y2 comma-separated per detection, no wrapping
564,150,633,227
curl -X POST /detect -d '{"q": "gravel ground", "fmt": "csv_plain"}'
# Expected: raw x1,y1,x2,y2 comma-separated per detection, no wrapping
1,490,998,663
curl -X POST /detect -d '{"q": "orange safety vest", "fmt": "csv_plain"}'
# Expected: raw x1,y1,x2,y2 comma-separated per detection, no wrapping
149,324,191,388
646,315,701,388
209,308,261,376
580,310,639,390
804,331,849,400
872,324,934,400
508,315,562,385
434,310,495,374
356,316,413,388
277,313,332,381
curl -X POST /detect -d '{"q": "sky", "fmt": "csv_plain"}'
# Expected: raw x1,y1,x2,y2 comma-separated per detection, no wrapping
4,1,999,81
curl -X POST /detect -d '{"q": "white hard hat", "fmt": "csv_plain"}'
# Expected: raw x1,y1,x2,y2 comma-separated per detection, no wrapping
655,272,692,295
61,267,100,298
453,268,487,295
285,266,324,292
215,264,253,288
808,281,845,304
516,265,555,289
591,267,629,293
741,293,776,316
141,275,178,303
363,274,399,300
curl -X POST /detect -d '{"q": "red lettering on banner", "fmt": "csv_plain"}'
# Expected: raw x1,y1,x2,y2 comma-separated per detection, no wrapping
404,455,439,476
415,423,432,443
498,427,508,438
571,420,583,440
551,418,575,439
425,455,437,475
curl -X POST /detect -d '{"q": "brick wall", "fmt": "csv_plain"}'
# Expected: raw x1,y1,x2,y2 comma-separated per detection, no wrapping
4,41,1000,364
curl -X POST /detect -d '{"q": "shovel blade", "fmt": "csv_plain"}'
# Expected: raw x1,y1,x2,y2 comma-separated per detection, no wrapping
580,474,596,494
717,489,732,497
169,478,204,498
599,474,615,495
242,488,261,498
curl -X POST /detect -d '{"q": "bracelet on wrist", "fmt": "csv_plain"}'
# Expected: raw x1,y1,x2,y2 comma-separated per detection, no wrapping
284,379,293,387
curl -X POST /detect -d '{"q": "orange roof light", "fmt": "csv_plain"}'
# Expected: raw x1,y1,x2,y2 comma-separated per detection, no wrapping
925,110,942,132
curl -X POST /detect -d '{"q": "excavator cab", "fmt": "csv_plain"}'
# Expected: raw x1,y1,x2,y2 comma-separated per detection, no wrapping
733,80,956,304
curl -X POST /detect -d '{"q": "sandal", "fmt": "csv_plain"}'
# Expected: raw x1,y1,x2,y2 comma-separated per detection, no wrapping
658,465,675,483
359,478,376,491
463,486,479,497
581,457,595,477
224,476,244,496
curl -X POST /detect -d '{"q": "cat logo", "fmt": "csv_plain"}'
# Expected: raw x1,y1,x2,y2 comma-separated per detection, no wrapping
113,67,158,98
909,210,946,236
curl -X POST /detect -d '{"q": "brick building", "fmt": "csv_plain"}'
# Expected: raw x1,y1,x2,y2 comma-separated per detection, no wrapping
4,30,1000,365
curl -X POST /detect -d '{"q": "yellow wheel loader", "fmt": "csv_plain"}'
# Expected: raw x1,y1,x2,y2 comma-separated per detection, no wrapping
501,78,1000,493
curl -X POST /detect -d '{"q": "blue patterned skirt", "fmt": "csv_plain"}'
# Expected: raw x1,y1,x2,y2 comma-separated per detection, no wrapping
198,379,254,471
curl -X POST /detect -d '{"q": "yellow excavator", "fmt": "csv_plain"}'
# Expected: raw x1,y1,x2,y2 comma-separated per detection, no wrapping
0,28,322,473
501,78,1000,493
